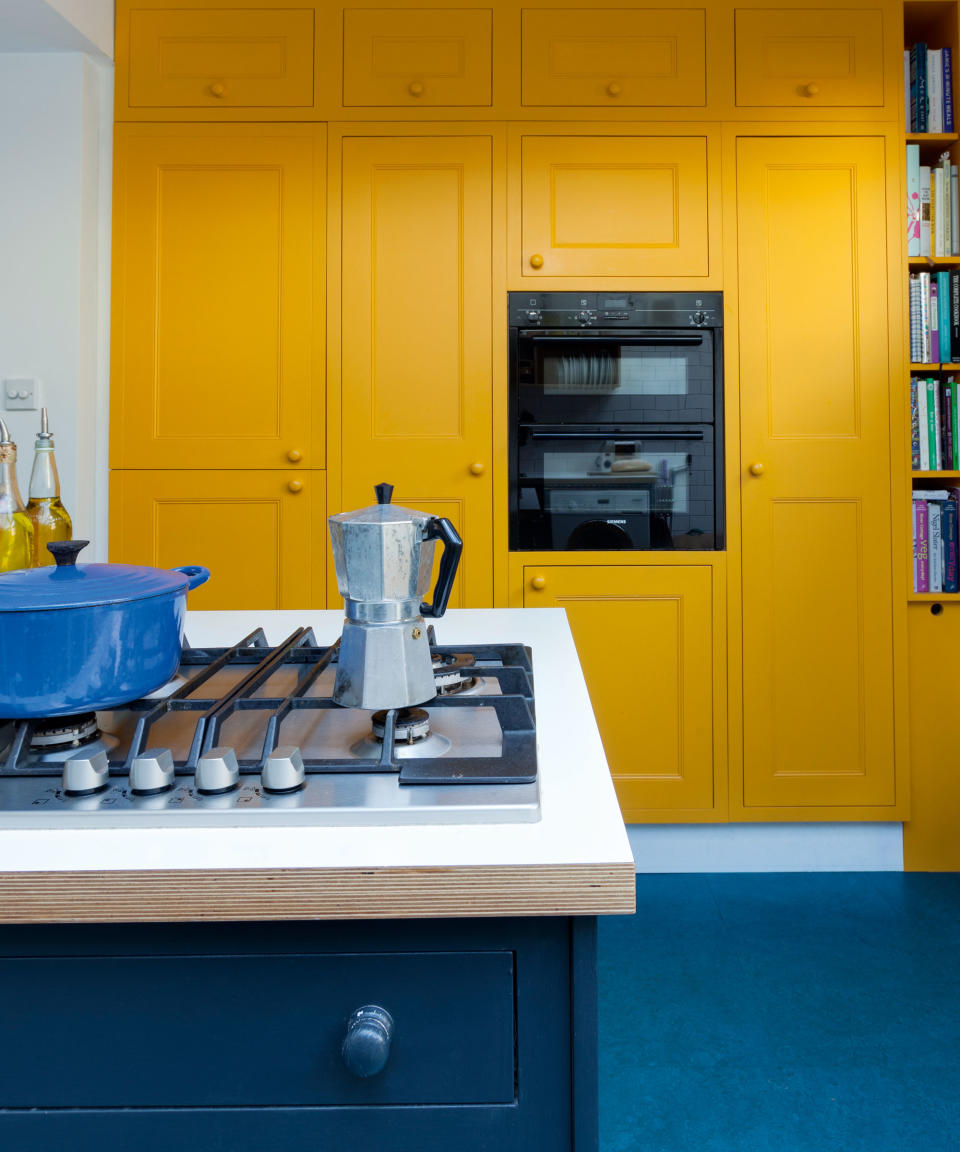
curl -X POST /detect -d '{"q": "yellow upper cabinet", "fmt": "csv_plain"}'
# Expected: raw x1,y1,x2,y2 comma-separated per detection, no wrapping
517,132,713,280
343,8,493,106
734,8,886,108
521,8,706,107
111,124,323,470
124,7,315,111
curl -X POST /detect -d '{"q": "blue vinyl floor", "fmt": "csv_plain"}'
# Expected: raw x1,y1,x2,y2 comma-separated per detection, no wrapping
597,873,960,1152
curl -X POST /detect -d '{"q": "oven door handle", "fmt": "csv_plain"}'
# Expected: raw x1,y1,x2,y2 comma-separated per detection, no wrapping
521,332,704,344
528,430,705,441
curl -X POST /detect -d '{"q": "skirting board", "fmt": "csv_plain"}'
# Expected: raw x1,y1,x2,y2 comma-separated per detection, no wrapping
627,823,905,873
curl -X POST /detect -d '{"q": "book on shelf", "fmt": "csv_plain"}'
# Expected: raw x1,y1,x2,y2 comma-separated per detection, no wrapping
953,165,960,255
907,144,921,256
930,498,943,591
931,280,940,362
929,48,943,133
947,46,956,133
938,270,951,361
907,272,960,363
910,42,928,132
912,489,960,593
915,497,930,591
906,42,954,133
944,496,960,591
911,379,922,469
920,167,932,256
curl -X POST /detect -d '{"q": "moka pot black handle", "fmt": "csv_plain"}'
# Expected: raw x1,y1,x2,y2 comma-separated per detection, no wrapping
420,517,463,618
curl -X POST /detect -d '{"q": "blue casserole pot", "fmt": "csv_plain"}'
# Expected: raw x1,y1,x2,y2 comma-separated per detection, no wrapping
0,540,210,719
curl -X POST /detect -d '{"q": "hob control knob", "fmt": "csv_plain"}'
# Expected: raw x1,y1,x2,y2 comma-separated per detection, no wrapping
62,749,110,796
130,748,175,795
196,747,240,794
342,1006,394,1078
262,745,306,794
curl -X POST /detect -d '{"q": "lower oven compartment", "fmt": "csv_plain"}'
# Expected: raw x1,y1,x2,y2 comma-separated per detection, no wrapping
513,425,721,551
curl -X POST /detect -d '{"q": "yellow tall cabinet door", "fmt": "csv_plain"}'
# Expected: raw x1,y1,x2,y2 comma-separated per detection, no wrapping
339,135,494,607
111,124,323,470
110,470,324,610
737,136,897,813
524,565,717,818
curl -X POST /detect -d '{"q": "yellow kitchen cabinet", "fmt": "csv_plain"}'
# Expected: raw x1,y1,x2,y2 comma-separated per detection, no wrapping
343,8,493,107
109,470,325,609
338,133,496,607
521,562,722,820
517,133,713,279
111,124,323,470
123,6,315,111
521,8,706,108
734,8,886,109
736,135,904,816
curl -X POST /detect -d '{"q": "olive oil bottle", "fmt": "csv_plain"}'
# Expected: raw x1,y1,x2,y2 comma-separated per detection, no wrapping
0,417,34,572
26,408,72,566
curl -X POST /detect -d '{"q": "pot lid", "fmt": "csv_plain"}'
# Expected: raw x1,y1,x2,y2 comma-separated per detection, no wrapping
328,482,433,528
0,540,193,611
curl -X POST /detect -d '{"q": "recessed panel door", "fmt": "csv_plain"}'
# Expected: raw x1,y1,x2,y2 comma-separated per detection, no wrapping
737,136,896,809
340,136,494,606
525,564,715,815
111,125,322,470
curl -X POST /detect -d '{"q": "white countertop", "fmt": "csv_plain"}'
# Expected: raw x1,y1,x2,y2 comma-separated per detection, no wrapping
0,609,633,885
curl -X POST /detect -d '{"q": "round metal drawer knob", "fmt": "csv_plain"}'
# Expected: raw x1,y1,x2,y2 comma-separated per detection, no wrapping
287,479,303,493
530,575,547,590
287,448,302,463
342,1005,394,1078
748,462,765,477
529,253,544,269
469,461,485,476
408,81,424,96
209,82,226,98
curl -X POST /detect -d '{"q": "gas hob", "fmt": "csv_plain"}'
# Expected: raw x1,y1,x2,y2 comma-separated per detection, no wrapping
0,627,540,828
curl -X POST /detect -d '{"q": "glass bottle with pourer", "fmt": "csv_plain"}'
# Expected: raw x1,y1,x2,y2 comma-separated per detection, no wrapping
0,416,34,572
26,408,72,566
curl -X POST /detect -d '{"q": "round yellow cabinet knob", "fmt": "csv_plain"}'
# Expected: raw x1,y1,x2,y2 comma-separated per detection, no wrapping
748,462,765,477
802,83,820,97
530,575,547,591
209,82,226,98
408,81,424,96
287,449,302,463
606,81,623,97
469,461,485,476
529,253,544,269
287,479,304,493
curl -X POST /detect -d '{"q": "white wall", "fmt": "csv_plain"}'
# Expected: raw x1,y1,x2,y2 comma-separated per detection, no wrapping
0,53,112,558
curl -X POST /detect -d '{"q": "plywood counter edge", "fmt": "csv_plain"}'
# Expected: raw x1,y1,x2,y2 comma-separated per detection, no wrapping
0,861,637,923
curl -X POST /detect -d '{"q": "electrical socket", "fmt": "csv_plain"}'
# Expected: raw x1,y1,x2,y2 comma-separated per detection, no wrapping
3,378,40,411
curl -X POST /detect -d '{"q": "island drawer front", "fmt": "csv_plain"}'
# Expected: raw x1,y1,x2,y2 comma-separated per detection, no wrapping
0,950,515,1108
127,8,315,108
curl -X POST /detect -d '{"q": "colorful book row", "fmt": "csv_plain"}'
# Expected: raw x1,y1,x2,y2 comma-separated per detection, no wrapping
908,272,960,363
911,377,959,470
913,491,960,593
906,147,959,258
906,43,954,133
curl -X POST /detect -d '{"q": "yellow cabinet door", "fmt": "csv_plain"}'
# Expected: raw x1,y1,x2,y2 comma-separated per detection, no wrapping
737,136,896,812
735,9,885,108
111,124,322,470
125,7,315,110
343,8,493,106
109,470,324,610
521,8,706,107
520,135,710,278
524,565,716,818
339,135,494,607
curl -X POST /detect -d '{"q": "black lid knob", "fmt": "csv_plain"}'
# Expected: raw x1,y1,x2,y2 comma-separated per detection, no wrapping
374,483,394,505
47,540,88,567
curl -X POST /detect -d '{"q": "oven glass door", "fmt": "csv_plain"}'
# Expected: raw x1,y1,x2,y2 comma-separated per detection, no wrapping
515,427,717,551
515,329,716,424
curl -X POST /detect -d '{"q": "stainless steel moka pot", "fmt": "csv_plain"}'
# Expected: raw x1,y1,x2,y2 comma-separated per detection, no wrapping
328,483,463,710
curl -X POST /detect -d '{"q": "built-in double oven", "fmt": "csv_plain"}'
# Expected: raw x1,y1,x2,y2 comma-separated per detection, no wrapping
509,292,724,552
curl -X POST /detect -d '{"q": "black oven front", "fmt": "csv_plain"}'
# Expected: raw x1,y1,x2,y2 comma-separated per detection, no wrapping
509,291,724,552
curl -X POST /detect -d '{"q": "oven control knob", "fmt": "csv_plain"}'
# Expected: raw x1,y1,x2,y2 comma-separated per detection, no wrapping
526,310,541,322
62,749,110,796
577,311,593,326
130,748,175,795
196,746,240,794
691,310,708,326
262,745,306,794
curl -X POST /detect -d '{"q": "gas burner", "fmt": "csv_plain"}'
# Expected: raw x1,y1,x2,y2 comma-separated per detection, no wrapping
432,652,479,696
372,707,431,744
30,713,100,750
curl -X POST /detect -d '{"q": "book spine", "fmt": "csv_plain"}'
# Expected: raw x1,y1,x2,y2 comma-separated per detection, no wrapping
938,269,951,362
920,166,932,257
919,43,929,132
944,152,953,256
910,44,920,131
910,275,923,362
953,167,960,256
911,379,922,470
907,144,922,255
945,45,955,132
930,499,943,592
919,379,931,469
917,498,930,592
931,281,940,362
934,379,943,469
952,376,959,468
952,271,960,356
934,165,944,256
930,49,943,133
920,271,932,361
943,496,959,592
927,378,939,467
945,381,955,470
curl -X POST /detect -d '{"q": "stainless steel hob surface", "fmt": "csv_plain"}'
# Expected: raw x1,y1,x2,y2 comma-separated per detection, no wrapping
0,628,540,828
